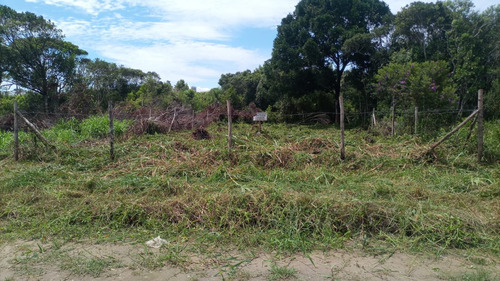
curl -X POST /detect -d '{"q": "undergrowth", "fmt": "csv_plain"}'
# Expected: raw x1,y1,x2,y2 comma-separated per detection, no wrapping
0,121,499,258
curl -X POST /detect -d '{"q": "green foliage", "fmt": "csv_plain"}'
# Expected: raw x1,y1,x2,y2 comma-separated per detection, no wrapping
79,116,131,139
375,61,456,109
393,1,451,62
219,69,262,108
265,0,392,114
220,87,245,109
191,89,219,112
484,120,500,161
0,130,28,151
0,130,12,150
81,58,146,110
126,72,170,110
0,5,87,113
375,61,457,134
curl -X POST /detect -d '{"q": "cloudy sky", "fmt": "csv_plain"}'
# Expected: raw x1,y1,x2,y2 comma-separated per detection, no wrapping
2,0,495,91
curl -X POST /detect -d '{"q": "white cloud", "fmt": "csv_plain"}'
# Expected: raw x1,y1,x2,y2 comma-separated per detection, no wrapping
26,0,126,15
133,0,298,27
95,41,267,85
46,0,296,88
26,0,297,25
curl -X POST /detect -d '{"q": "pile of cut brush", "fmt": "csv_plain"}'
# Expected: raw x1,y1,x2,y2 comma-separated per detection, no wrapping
128,102,263,136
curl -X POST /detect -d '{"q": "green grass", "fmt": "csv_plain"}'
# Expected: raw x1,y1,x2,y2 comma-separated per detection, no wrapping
60,254,121,277
8,241,122,278
268,263,297,280
0,121,499,259
446,269,499,281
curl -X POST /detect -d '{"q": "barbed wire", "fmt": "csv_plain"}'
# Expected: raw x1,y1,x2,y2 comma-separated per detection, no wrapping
11,108,477,118
0,104,481,132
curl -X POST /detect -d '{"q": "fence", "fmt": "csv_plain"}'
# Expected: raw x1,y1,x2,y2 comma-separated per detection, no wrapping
4,90,486,163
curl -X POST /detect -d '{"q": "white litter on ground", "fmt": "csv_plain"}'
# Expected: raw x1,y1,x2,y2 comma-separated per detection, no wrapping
145,236,168,248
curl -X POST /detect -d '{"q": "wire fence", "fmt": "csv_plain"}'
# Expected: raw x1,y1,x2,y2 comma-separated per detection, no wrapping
0,104,479,134
2,89,486,164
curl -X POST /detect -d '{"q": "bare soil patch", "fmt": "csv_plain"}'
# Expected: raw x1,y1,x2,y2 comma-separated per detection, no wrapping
1,241,498,281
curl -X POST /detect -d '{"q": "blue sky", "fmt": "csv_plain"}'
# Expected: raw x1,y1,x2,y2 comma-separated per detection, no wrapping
2,0,496,91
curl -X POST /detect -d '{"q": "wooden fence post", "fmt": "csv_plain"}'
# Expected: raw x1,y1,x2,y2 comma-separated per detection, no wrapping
391,105,395,137
14,101,19,161
414,106,418,135
15,110,55,150
191,109,195,130
427,109,478,153
109,101,115,161
371,108,377,127
477,89,484,162
227,100,232,152
339,96,345,160
168,108,177,133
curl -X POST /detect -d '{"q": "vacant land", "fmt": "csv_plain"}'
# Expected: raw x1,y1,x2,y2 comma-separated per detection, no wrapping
0,122,499,280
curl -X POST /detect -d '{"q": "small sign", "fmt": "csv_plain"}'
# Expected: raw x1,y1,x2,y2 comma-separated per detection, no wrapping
253,112,267,122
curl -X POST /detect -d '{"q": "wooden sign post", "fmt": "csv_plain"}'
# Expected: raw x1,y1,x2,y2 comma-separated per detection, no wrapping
253,112,267,134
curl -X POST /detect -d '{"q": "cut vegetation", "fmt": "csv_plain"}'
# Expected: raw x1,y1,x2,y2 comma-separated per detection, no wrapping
0,119,499,280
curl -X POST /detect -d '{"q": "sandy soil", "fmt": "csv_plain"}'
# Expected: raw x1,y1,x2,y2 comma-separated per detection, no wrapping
1,240,498,281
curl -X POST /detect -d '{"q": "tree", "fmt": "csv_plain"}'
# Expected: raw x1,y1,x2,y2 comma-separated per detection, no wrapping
0,5,87,113
127,72,165,112
375,61,457,133
444,1,500,114
266,0,392,116
174,79,190,93
79,58,146,110
393,2,452,62
219,69,262,107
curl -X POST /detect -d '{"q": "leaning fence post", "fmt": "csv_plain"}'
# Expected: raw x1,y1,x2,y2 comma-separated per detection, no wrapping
14,101,19,161
477,89,484,162
227,100,233,153
108,100,115,161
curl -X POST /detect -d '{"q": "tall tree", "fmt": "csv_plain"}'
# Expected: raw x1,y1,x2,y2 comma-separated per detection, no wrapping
219,69,262,107
266,0,392,115
80,58,146,109
393,1,452,62
0,5,87,113
445,1,500,113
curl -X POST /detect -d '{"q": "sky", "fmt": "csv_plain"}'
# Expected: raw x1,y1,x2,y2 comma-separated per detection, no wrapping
2,0,496,91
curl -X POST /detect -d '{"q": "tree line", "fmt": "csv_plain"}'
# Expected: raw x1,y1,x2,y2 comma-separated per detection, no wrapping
1,0,499,128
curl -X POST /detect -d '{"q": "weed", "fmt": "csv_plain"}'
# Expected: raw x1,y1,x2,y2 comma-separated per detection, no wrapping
268,262,297,280
60,254,121,277
446,269,498,281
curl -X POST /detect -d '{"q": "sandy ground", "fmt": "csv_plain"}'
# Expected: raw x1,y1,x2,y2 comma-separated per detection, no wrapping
1,240,499,281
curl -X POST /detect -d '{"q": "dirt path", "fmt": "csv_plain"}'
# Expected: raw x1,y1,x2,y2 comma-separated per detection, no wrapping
1,241,498,281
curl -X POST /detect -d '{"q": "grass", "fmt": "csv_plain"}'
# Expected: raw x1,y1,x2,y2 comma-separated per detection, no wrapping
60,254,121,277
8,241,122,278
446,269,499,281
0,120,499,261
268,262,297,280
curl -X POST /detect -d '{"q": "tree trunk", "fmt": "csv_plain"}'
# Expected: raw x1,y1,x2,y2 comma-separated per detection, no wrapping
44,94,49,114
